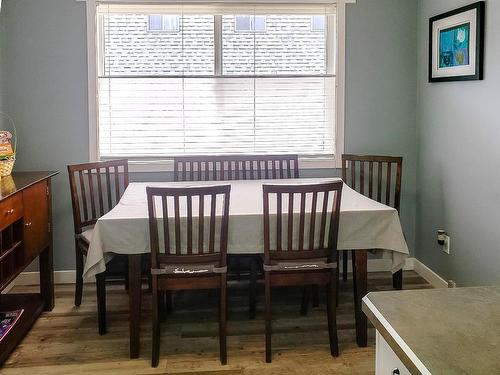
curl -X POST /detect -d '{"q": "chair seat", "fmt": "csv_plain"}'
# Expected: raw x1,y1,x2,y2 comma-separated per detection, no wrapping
264,258,337,272
152,263,227,276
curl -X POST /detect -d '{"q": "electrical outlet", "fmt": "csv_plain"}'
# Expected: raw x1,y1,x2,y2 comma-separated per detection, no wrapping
442,235,450,254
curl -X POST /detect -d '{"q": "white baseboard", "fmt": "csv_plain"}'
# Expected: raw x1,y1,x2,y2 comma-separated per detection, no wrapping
4,257,447,289
411,258,448,288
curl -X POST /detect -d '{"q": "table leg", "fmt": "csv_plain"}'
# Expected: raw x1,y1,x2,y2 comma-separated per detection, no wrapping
39,245,54,311
352,249,367,347
129,254,142,359
392,269,403,290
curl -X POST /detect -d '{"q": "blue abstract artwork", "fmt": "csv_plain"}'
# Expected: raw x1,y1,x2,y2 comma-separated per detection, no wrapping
439,23,470,68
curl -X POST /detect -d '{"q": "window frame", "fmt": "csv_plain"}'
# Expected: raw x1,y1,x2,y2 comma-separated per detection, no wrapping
234,15,267,33
311,15,326,32
86,0,348,171
147,14,181,32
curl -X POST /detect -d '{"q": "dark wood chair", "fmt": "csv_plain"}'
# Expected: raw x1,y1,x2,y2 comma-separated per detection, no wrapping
67,159,130,334
173,154,299,181
262,181,343,362
173,154,300,319
341,154,403,289
147,184,231,367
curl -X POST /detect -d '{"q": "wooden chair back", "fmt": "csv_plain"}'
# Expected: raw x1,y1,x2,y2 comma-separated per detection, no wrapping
68,159,129,234
262,181,343,265
173,154,299,181
341,154,402,212
146,185,231,272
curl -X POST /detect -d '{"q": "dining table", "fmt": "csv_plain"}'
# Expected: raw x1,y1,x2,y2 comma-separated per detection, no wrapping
83,177,409,358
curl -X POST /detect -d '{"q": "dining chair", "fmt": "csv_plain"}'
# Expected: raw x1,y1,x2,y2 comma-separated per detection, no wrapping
262,181,343,362
173,154,299,319
341,154,403,288
173,154,299,182
147,184,231,367
67,159,130,334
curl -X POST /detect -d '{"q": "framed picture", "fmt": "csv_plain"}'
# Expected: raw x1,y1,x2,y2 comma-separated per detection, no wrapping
429,1,485,82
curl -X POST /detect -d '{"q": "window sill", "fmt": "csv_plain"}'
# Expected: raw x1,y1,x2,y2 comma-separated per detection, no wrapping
123,156,339,173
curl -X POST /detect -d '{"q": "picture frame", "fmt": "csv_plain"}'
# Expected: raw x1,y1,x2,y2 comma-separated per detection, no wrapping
429,1,485,82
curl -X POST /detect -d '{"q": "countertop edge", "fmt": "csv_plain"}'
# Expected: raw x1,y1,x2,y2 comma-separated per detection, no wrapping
362,295,431,375
0,171,59,201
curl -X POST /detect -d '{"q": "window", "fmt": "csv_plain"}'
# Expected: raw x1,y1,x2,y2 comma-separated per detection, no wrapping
234,15,266,32
311,15,326,32
90,3,345,168
148,15,180,32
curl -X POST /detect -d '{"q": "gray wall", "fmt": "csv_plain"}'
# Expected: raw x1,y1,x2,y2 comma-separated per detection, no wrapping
0,0,418,271
0,6,5,112
416,0,500,285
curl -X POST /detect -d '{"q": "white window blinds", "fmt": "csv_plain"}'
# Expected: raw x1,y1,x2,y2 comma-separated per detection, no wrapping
97,2,337,158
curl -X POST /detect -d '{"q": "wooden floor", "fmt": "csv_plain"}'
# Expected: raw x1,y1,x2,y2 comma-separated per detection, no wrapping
2,271,431,375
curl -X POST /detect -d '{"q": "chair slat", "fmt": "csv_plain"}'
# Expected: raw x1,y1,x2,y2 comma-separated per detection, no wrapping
287,192,294,251
209,193,216,253
351,161,356,189
377,162,382,203
87,169,97,219
319,191,329,248
198,195,204,254
105,168,112,209
360,162,365,195
187,195,193,255
162,196,170,254
114,166,120,201
298,192,306,251
368,161,374,199
309,192,318,250
174,196,181,255
386,162,392,206
96,169,104,216
78,170,88,221
277,192,282,251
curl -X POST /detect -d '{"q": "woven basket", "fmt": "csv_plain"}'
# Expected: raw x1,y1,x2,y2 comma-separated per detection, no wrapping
0,157,15,177
0,112,16,177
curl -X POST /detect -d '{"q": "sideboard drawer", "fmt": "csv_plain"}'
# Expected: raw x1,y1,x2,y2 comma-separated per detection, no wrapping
0,193,23,230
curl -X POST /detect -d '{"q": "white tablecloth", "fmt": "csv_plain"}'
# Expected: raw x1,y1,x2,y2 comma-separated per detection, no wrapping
83,178,409,279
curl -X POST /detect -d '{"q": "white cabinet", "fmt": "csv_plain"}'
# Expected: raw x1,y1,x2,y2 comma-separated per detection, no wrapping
376,331,411,375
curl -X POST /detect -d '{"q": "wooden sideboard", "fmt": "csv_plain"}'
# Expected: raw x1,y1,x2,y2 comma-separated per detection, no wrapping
0,171,58,365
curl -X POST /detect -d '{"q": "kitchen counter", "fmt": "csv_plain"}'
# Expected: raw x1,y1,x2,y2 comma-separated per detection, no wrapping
362,286,500,374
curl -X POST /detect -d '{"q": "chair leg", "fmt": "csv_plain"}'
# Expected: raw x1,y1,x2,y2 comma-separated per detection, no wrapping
124,257,130,292
326,278,339,357
96,272,106,335
312,285,320,307
300,286,310,316
74,243,84,307
159,292,167,322
152,282,160,367
219,275,227,365
235,257,241,281
392,269,403,290
166,291,173,314
249,257,258,319
342,252,348,281
264,272,272,363
148,274,153,292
